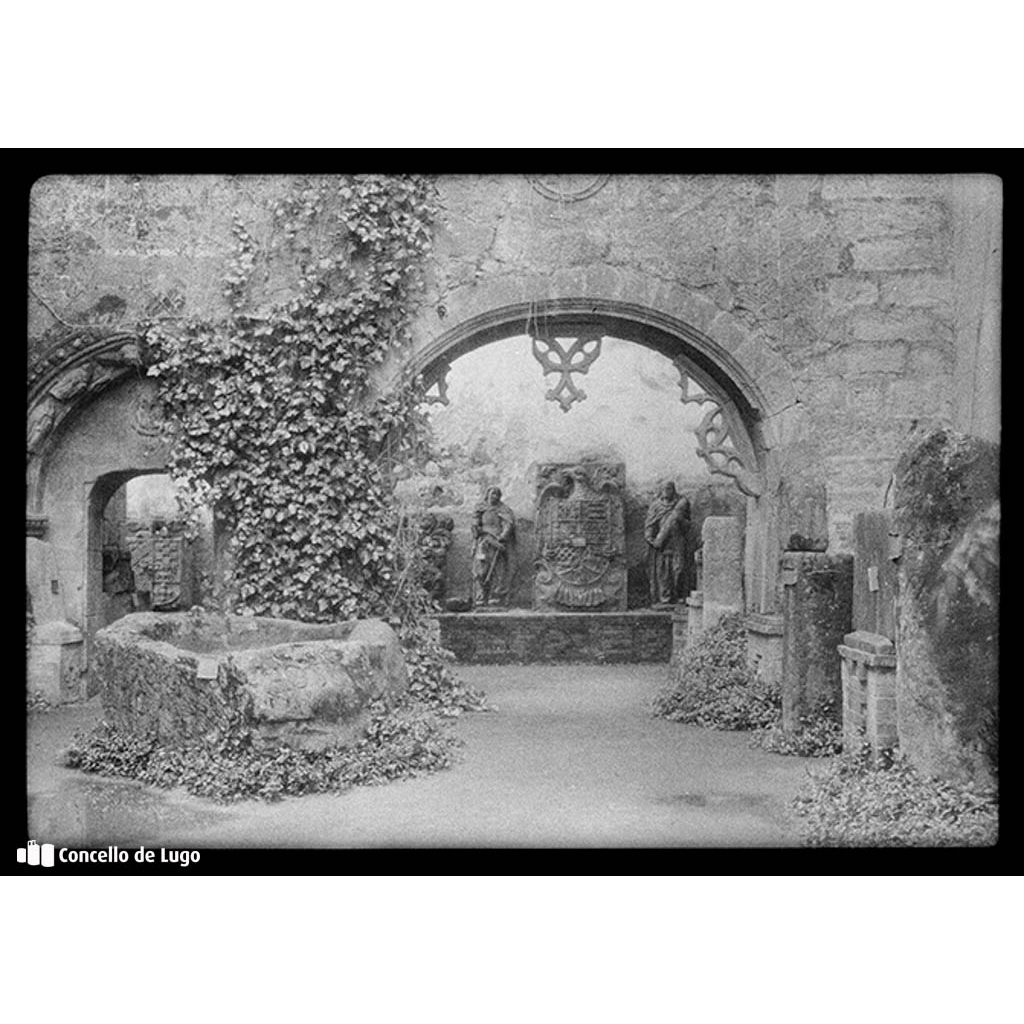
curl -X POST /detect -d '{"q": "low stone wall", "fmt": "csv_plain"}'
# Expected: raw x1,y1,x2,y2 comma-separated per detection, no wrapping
437,611,673,664
93,612,407,751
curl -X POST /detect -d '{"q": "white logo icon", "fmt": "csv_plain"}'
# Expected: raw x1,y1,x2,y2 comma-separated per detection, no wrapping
17,840,55,867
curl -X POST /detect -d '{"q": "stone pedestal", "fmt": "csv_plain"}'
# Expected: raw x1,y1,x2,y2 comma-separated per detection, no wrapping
670,605,689,665
745,612,784,687
700,516,743,631
28,620,85,704
780,551,854,731
839,630,897,762
686,591,704,643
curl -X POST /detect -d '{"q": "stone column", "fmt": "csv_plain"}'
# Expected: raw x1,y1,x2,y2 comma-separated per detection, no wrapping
780,552,853,731
701,516,743,632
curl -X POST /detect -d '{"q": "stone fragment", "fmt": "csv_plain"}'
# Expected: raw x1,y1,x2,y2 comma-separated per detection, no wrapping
701,516,743,630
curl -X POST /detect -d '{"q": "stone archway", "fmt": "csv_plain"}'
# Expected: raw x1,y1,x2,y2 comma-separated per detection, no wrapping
388,293,803,618
27,363,170,655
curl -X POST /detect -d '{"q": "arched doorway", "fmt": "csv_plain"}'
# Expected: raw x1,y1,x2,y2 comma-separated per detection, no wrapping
396,299,782,616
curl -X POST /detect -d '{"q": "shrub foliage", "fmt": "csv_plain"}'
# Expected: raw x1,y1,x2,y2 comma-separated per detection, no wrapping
792,749,998,847
63,698,459,803
652,613,780,730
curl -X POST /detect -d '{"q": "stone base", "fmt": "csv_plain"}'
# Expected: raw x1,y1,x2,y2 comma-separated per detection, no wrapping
437,610,673,664
686,592,703,643
28,620,85,704
839,630,897,763
745,612,784,687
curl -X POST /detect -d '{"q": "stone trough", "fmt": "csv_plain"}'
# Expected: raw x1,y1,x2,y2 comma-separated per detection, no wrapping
93,611,407,751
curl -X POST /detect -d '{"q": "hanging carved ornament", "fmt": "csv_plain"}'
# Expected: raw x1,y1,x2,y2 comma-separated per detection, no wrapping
526,175,610,203
529,325,604,413
675,361,764,498
423,362,451,407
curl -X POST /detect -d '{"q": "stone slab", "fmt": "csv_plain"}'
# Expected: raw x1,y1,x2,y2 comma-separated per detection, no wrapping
701,516,743,631
852,510,898,638
437,611,673,664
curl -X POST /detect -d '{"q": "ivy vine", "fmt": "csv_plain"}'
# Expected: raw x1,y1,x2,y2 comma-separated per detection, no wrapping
145,174,439,624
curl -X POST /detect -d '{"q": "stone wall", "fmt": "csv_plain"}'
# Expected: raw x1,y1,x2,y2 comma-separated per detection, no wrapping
28,175,999,656
893,428,999,784
437,611,673,664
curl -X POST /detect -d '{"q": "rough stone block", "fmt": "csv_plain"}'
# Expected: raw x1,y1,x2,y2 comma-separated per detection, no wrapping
780,552,854,730
850,309,941,343
894,428,998,786
842,342,907,376
826,277,879,307
94,612,407,751
28,620,86,704
835,201,947,241
851,238,947,272
879,272,953,309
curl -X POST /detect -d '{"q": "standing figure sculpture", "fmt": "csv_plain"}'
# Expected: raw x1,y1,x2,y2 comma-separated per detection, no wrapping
472,486,517,607
644,481,691,606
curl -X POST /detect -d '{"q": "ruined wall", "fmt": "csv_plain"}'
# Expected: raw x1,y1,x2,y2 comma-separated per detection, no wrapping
29,174,993,560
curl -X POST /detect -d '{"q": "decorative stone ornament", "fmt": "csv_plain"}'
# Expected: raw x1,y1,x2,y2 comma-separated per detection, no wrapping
533,462,627,612
674,361,764,497
529,324,604,412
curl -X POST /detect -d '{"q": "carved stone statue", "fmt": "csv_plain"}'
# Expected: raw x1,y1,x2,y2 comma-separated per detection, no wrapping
472,487,516,607
644,482,692,606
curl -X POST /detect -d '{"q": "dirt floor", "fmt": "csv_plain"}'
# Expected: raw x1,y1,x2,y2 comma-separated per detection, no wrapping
27,664,824,848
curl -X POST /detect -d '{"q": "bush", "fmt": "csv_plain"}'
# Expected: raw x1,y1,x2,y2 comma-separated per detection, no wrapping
652,613,780,730
792,748,999,847
399,621,490,716
753,699,844,758
62,697,460,803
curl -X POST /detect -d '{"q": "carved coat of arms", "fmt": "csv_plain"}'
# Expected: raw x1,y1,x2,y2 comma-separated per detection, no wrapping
533,462,626,612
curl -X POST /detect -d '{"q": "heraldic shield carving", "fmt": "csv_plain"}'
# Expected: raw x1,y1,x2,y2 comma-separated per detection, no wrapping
533,462,627,612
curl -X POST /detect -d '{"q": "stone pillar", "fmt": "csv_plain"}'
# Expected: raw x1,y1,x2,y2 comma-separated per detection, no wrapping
838,630,897,762
780,552,853,731
28,620,86,704
701,516,743,631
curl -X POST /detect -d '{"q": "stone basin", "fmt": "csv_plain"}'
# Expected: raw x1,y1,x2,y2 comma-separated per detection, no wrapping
93,611,407,751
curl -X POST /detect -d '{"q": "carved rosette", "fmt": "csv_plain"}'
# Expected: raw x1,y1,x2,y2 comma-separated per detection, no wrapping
674,361,764,498
533,462,627,612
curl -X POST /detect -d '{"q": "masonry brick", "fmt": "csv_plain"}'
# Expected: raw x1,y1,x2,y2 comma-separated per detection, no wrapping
835,200,947,240
851,238,947,272
879,272,953,309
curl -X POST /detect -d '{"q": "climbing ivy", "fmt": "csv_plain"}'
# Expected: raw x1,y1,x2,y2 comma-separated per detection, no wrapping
145,175,439,623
